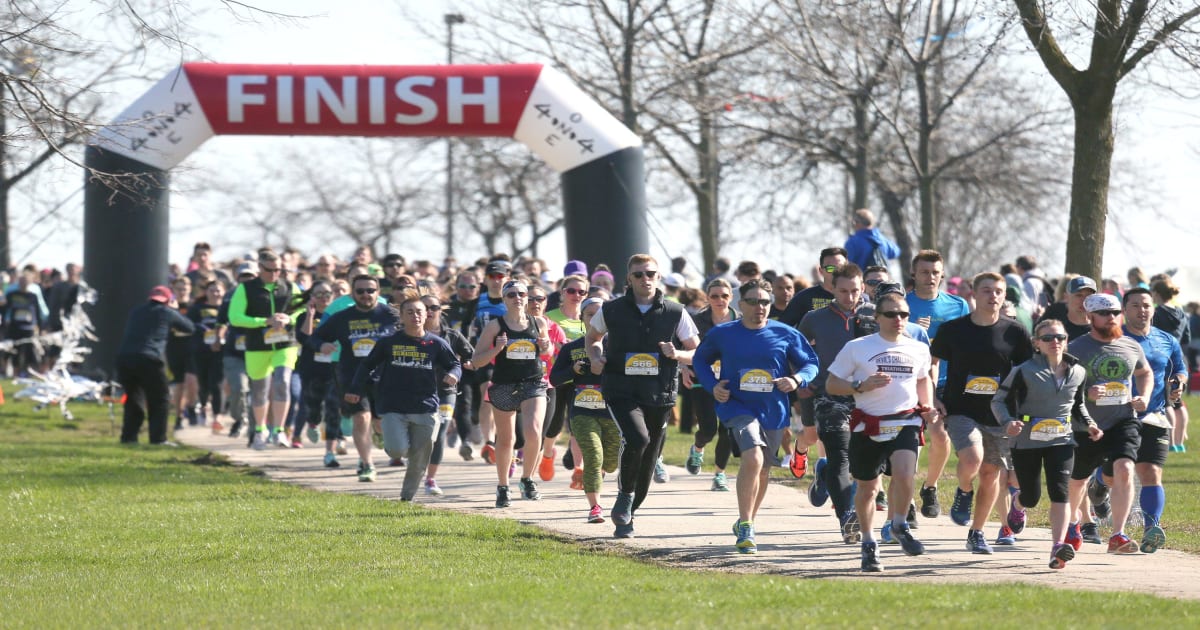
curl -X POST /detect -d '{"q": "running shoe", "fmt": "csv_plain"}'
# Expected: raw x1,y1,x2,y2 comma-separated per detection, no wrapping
950,487,974,526
306,424,320,444
1081,522,1103,544
808,458,829,507
562,449,575,471
920,484,941,518
711,471,730,492
519,478,540,500
906,502,919,529
570,468,584,491
880,520,897,544
995,525,1016,546
251,431,266,451
425,478,444,496
613,522,635,538
539,449,556,482
459,443,474,461
390,458,405,467
291,440,303,448
967,529,993,554
686,445,704,475
481,442,496,465
323,452,339,468
611,492,634,525
840,510,861,544
357,462,377,482
210,419,225,434
875,490,888,512
336,439,348,455
495,485,511,508
895,523,925,556
1007,499,1027,534
274,432,290,448
228,420,243,439
588,505,605,523
861,541,883,572
654,457,670,483
1065,522,1083,551
1107,533,1138,554
1141,525,1167,554
789,447,808,479
734,520,757,554
1088,470,1111,519
1049,542,1075,570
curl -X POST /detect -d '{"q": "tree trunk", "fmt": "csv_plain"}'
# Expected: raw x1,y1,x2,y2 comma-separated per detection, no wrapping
880,187,913,275
0,90,9,271
914,68,937,250
696,91,719,272
1064,90,1115,280
851,95,870,211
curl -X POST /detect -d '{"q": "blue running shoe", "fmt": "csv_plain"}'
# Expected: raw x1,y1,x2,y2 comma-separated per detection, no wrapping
809,458,829,507
734,520,757,554
880,520,897,545
895,523,925,556
950,487,974,526
611,492,634,525
967,529,993,554
995,525,1016,546
1141,525,1167,554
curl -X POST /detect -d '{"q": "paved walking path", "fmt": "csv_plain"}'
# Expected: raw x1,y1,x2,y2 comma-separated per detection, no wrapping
178,427,1200,600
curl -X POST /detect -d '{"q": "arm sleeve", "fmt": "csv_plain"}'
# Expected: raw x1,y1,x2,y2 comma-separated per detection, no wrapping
786,331,819,387
349,339,386,395
170,309,196,334
549,345,576,388
438,339,462,382
227,285,267,328
310,312,339,350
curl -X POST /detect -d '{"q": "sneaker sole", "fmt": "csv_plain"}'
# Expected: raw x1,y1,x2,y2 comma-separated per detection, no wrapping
842,516,861,544
1141,527,1167,554
1050,544,1075,570
589,516,605,524
1108,540,1139,554
736,543,757,554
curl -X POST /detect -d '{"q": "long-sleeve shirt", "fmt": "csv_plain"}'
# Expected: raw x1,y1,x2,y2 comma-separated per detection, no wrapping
693,320,819,431
311,303,398,383
350,330,461,414
990,353,1093,449
116,301,195,361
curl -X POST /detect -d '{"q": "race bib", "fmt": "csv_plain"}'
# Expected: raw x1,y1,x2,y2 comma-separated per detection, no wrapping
506,339,538,360
263,328,293,345
1029,417,1069,442
234,335,247,351
870,419,908,443
739,368,774,393
574,385,607,410
352,338,376,358
712,360,722,379
624,353,660,376
203,330,218,345
1096,381,1130,406
314,352,333,363
12,310,32,323
438,404,454,421
964,375,999,396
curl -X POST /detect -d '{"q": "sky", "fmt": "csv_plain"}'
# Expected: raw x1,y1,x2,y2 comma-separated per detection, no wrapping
15,0,1200,294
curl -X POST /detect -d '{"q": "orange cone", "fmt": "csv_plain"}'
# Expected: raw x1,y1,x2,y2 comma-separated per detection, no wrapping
0,382,6,405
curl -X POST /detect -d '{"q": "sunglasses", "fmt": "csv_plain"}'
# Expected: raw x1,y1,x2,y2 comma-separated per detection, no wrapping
708,293,731,300
865,278,883,287
528,295,546,303
313,291,333,298
631,270,658,279
822,264,838,273
1037,334,1068,342
260,266,280,273
563,287,587,296
878,310,910,319
425,304,442,312
457,284,477,290
487,273,507,280
384,262,403,268
742,298,772,307
355,288,377,295
1092,310,1121,317
505,291,527,299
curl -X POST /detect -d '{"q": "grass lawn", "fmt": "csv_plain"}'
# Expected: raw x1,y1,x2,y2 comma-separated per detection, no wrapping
661,398,1200,552
2,388,1199,627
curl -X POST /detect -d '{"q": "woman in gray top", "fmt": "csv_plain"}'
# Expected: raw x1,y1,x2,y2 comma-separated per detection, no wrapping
991,319,1101,570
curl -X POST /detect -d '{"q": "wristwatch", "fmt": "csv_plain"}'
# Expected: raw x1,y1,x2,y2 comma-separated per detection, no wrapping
851,379,863,393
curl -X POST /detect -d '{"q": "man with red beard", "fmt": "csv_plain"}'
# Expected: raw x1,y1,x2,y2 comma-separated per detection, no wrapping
1065,293,1152,554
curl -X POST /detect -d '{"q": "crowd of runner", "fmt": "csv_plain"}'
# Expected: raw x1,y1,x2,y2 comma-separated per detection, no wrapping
111,210,1198,572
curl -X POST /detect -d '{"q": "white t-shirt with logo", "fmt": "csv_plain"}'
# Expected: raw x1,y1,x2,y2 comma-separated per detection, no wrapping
827,333,931,417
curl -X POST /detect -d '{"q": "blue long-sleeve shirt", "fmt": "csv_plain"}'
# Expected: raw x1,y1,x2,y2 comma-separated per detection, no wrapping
693,320,819,430
844,227,900,271
1124,325,1187,415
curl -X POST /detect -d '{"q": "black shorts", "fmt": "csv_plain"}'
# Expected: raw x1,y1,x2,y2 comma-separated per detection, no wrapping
1071,418,1140,480
1136,424,1171,467
165,344,192,384
848,425,920,481
797,396,816,428
339,382,374,417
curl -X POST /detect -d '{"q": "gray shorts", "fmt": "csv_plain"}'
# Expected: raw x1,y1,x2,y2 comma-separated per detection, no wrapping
488,380,547,412
946,414,1012,470
724,414,786,467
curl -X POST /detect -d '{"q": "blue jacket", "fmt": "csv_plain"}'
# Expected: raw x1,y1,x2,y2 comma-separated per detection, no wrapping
844,227,900,271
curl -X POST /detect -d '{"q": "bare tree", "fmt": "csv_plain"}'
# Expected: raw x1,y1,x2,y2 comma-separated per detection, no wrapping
1013,0,1200,278
455,138,562,258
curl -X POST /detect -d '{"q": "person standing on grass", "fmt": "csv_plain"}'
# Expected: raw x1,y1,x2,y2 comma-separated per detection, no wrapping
550,297,619,523
587,254,700,538
347,290,460,502
825,291,937,572
692,278,819,554
992,319,1101,570
116,285,195,445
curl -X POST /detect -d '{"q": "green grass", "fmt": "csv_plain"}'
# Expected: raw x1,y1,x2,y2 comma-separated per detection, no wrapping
662,398,1200,552
2,388,1199,627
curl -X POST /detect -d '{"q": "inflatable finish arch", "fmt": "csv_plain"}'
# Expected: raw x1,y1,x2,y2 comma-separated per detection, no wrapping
84,63,648,374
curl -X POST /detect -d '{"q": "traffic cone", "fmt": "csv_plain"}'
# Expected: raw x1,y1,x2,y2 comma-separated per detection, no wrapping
0,382,6,405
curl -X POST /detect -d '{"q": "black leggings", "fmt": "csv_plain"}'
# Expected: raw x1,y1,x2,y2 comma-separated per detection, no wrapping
819,427,855,519
1012,444,1074,506
678,380,698,434
543,383,572,439
692,388,732,469
301,371,341,441
453,371,476,441
195,351,224,412
608,397,671,514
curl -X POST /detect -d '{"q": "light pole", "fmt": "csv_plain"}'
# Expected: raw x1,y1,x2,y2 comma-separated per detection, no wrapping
444,12,465,259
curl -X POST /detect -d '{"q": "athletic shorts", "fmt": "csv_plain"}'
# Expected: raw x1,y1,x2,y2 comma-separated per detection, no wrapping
1136,423,1170,467
1071,418,1140,480
339,383,373,418
813,394,853,434
849,425,921,481
244,347,299,381
946,414,1012,470
723,414,785,467
488,380,547,413
797,396,816,428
